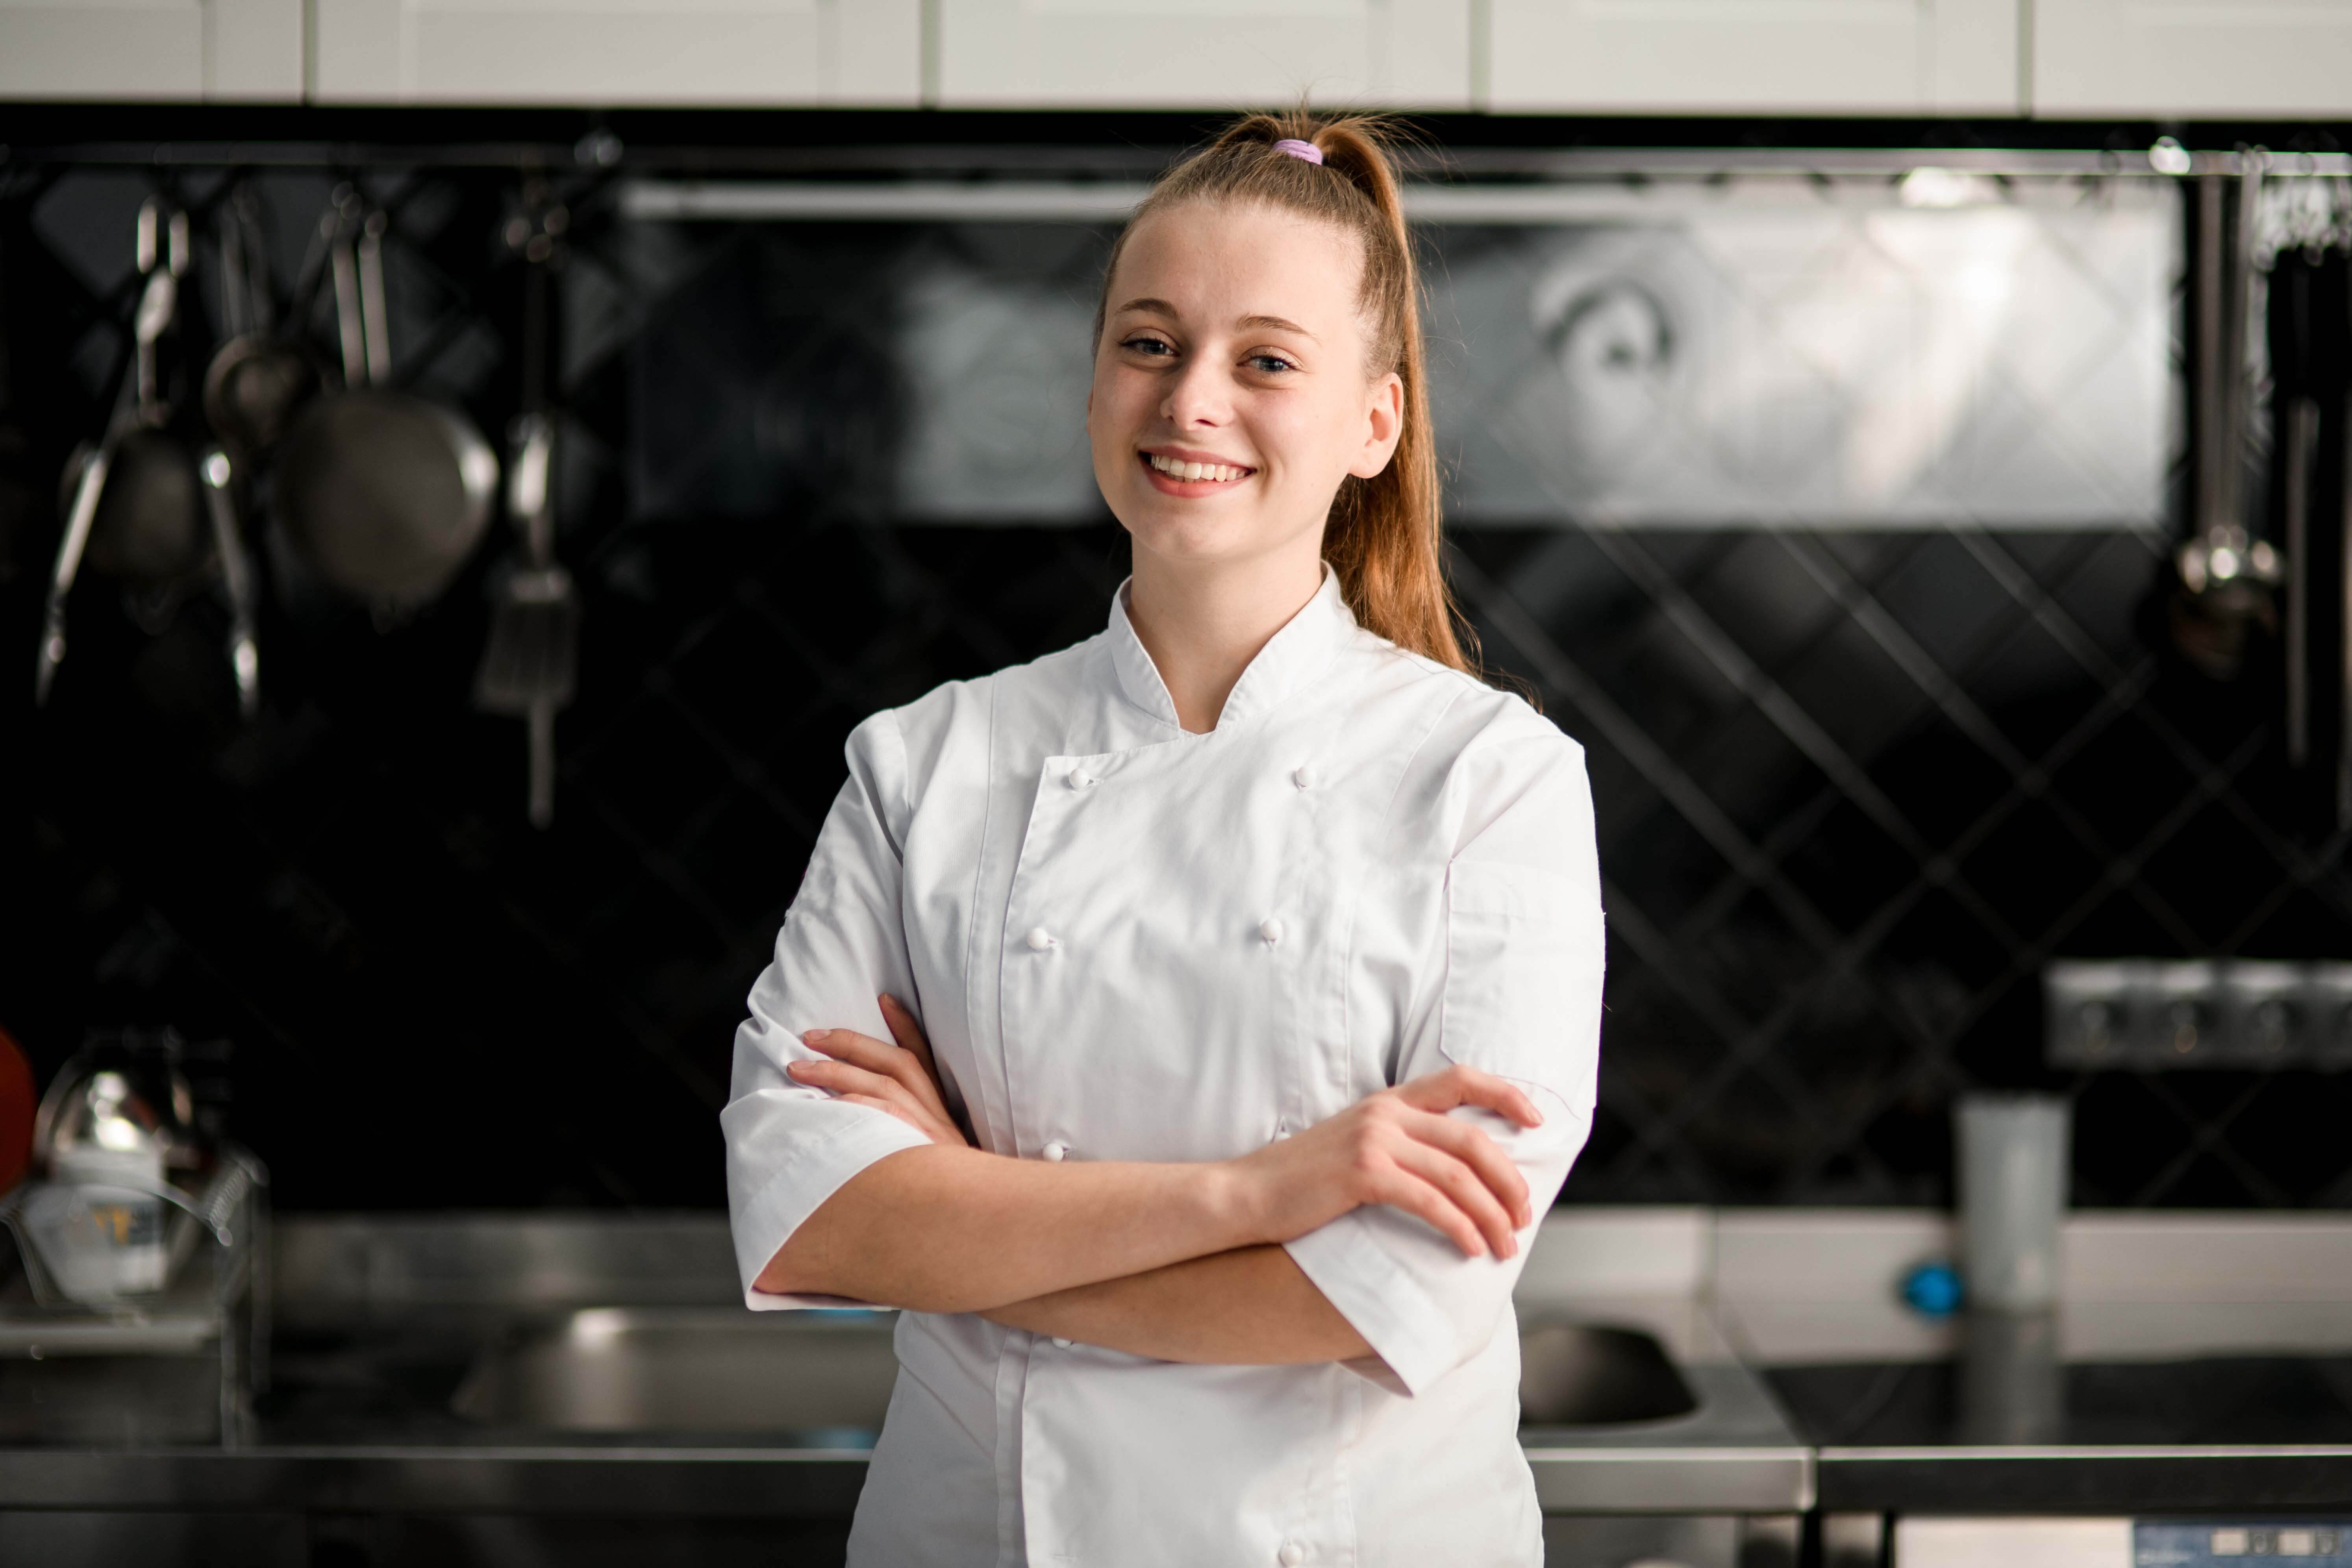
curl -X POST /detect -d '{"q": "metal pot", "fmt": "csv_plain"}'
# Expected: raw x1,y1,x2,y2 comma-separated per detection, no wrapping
273,201,497,618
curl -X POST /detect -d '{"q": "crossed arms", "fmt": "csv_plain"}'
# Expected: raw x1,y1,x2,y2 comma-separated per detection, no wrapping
754,993,1547,1369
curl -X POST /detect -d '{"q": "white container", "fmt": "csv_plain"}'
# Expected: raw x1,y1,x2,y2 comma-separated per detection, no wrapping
28,1145,170,1303
1956,1093,2071,1312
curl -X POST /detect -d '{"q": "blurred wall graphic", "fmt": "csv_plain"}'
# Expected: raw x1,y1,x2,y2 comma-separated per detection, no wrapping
1433,183,2171,529
2,139,2344,1212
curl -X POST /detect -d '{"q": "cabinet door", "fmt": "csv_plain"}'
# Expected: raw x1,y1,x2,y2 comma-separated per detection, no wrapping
0,0,300,101
1488,0,2019,115
312,0,919,106
2035,0,2352,118
935,0,1472,109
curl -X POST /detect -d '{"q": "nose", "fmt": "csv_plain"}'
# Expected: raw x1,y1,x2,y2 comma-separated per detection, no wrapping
1159,355,1232,430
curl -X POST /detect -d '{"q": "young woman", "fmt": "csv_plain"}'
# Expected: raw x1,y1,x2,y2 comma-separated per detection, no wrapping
723,112,1605,1567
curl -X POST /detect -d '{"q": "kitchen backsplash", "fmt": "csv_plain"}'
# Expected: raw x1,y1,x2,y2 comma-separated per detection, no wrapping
1,124,2345,1211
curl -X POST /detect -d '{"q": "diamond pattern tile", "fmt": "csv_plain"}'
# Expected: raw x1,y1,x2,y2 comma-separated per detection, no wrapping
0,156,2346,1216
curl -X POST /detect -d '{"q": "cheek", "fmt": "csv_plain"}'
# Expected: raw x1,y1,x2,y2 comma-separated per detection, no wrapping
1253,391,1359,481
1089,363,1151,440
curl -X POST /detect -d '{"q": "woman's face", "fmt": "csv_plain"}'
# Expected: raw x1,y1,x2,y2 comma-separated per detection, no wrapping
1088,200,1403,574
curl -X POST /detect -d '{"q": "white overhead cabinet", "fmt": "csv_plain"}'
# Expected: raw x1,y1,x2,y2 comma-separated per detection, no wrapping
2033,0,2352,118
934,0,1473,110
0,0,302,100
310,0,920,106
1486,0,2019,115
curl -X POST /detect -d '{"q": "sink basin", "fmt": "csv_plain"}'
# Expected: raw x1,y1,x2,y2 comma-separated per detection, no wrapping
453,1307,899,1439
1518,1323,1700,1426
452,1308,1698,1437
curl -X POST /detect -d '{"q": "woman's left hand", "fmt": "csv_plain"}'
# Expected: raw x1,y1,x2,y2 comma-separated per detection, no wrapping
789,994,971,1148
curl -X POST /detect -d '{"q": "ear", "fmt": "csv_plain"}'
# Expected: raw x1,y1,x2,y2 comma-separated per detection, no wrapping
1348,370,1406,480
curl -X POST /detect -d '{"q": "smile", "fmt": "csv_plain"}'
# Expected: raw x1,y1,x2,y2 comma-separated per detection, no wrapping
1142,451,1254,486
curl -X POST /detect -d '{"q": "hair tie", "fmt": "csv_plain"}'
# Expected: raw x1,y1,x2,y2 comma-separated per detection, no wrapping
1272,138,1324,167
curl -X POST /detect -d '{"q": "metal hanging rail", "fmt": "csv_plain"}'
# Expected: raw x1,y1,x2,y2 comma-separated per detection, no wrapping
2,134,2345,181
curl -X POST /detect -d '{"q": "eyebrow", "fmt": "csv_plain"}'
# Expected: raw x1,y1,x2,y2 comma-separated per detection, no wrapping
1113,298,1320,343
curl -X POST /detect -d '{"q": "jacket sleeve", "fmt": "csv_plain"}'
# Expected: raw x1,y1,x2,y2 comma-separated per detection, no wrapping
1282,720,1605,1395
722,709,936,1311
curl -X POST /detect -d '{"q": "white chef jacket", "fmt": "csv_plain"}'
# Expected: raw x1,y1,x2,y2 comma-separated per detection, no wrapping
724,559,1605,1568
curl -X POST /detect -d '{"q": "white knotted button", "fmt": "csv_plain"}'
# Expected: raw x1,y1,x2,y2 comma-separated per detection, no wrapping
1292,765,1316,789
1052,1336,1073,1348
1042,1140,1069,1162
1259,917,1285,945
1025,926,1056,952
1067,768,1097,790
1278,1543,1307,1567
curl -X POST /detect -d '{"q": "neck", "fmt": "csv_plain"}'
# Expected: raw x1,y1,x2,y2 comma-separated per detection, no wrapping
1125,543,1325,734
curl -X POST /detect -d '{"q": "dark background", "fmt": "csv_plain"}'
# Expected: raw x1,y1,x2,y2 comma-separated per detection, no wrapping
2,106,2348,1214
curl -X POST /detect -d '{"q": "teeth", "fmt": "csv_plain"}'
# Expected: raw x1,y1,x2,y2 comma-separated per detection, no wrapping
1147,453,1247,483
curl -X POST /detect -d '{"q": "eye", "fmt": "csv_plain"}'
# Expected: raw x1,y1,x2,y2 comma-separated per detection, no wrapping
1121,334,1175,357
1245,352,1298,375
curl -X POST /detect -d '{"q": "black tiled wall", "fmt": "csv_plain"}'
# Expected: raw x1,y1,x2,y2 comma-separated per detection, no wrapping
2,120,2346,1212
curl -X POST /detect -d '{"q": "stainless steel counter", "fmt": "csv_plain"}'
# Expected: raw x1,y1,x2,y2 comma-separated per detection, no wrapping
0,1212,1815,1522
13,1207,2352,1525
1709,1210,2352,1515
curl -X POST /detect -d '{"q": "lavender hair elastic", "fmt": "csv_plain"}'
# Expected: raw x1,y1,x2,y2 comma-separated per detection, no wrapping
1272,139,1324,166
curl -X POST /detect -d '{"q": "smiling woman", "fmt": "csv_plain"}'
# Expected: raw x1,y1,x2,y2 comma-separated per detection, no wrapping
1089,113,1469,691
722,111,1605,1568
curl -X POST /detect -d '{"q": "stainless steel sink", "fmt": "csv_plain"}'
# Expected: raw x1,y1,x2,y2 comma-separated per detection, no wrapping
282,1214,1812,1514
1519,1322,1701,1425
452,1307,1698,1437
452,1307,900,1439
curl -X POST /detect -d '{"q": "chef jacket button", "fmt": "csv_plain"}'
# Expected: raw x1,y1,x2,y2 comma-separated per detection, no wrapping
1042,1140,1069,1162
1052,1336,1073,1348
1259,917,1285,945
1292,765,1316,789
1067,768,1096,790
1025,926,1057,952
1274,1122,1292,1140
1278,1542,1306,1566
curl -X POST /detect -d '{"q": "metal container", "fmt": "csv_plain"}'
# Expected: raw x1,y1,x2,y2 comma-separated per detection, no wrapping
1956,1092,2071,1313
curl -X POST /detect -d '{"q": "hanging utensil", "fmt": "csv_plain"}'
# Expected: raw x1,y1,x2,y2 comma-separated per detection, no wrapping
36,198,205,705
475,415,577,828
200,446,260,717
273,194,497,620
201,182,325,464
474,187,578,829
2171,152,2282,681
2267,170,2352,830
87,201,206,587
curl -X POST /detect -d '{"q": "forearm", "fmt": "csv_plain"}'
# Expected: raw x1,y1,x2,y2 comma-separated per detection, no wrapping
981,1244,1373,1365
754,1144,1259,1314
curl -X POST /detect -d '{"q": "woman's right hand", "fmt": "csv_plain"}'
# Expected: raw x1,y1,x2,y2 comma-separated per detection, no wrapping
786,993,972,1149
1227,1066,1544,1259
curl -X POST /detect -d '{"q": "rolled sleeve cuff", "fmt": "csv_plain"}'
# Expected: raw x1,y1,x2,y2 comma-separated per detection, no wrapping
729,1105,933,1312
1283,1213,1464,1398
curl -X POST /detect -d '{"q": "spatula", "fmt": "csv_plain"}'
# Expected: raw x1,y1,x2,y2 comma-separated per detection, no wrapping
474,411,576,828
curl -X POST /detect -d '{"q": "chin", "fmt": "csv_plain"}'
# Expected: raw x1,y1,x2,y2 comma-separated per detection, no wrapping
1119,502,1274,566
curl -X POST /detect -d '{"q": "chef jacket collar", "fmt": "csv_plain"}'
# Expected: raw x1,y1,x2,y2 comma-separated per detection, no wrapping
1107,559,1355,732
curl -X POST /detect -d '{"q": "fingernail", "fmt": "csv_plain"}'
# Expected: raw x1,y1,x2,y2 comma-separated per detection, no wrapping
786,1061,809,1076
801,1029,828,1042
